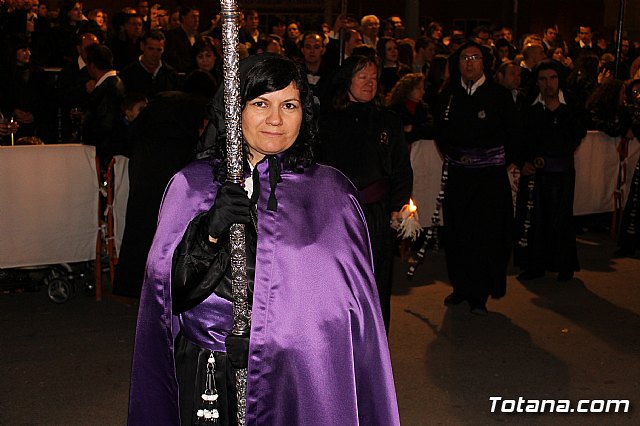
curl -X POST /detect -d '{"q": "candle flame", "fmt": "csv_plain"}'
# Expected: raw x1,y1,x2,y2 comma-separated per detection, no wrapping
409,198,417,213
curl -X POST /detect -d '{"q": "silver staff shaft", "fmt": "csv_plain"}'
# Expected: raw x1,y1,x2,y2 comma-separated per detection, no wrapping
220,1,250,425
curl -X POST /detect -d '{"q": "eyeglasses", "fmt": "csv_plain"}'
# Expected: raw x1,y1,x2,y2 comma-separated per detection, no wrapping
461,55,483,62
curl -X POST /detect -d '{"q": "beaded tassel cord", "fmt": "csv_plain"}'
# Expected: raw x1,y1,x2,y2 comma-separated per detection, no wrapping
517,176,536,248
196,352,220,424
406,160,449,279
623,159,640,237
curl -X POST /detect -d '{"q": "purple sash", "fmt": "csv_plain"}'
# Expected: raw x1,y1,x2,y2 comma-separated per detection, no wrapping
446,146,506,168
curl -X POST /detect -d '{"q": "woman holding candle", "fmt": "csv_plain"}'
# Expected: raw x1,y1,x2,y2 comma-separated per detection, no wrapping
129,55,399,426
318,55,413,332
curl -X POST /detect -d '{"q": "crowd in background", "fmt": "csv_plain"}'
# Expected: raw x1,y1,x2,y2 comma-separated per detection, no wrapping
0,0,639,151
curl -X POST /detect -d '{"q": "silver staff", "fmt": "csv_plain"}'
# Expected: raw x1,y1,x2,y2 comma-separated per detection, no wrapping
220,1,249,425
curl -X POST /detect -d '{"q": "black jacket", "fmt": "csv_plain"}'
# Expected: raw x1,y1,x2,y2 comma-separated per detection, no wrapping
318,101,413,211
119,61,179,99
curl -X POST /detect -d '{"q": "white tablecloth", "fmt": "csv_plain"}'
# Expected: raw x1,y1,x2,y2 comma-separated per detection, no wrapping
410,132,640,227
573,131,640,215
0,144,99,268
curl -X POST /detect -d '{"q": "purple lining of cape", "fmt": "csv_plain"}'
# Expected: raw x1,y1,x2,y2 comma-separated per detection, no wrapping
128,158,400,426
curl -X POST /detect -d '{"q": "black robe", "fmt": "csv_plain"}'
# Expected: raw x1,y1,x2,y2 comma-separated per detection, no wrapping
112,92,208,298
434,79,519,305
513,100,586,274
318,101,413,330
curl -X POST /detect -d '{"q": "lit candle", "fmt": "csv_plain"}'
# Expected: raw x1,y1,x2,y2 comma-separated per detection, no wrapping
396,198,422,240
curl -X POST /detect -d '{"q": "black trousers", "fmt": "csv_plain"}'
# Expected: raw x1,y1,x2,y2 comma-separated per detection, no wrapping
362,201,395,333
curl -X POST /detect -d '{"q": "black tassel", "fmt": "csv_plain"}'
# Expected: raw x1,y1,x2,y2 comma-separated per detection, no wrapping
195,351,219,424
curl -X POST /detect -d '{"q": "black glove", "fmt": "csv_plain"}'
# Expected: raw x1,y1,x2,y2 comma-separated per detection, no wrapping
208,182,251,240
225,333,250,369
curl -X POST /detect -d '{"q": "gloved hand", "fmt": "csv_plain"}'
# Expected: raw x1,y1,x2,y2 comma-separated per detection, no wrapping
225,333,250,369
208,182,251,240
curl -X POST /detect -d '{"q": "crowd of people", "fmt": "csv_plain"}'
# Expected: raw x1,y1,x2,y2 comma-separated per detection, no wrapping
1,0,640,308
1,0,640,302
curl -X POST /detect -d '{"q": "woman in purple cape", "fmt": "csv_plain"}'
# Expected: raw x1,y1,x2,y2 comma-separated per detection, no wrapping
128,55,400,425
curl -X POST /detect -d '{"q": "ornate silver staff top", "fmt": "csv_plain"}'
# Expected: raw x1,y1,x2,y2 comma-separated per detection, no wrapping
220,1,250,425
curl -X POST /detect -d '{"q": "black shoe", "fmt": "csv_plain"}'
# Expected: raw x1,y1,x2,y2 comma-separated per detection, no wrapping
517,270,544,281
470,304,488,316
557,271,574,282
444,292,466,306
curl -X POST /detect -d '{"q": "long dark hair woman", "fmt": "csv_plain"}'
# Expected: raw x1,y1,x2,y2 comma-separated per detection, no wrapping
128,54,400,426
376,36,411,98
0,36,48,140
190,35,222,89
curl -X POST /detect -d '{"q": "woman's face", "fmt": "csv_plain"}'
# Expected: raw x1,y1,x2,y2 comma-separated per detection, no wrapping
408,81,425,102
431,26,442,40
16,48,31,65
552,47,564,62
287,23,300,40
384,40,398,63
196,49,215,72
92,11,104,26
68,2,83,23
349,62,378,102
242,82,302,165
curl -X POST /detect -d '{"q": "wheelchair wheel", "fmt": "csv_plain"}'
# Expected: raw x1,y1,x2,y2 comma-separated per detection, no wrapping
47,279,72,304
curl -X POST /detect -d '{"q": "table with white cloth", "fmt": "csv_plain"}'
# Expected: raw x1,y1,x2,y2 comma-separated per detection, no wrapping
410,131,640,227
0,144,99,268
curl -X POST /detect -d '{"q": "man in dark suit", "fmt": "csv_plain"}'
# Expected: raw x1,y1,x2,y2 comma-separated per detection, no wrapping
119,30,178,99
568,25,602,62
58,32,100,142
82,44,126,167
163,5,200,73
108,12,144,70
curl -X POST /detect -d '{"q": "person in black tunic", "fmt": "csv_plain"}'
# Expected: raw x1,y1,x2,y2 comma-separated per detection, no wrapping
615,79,640,256
318,55,413,332
434,41,519,315
112,73,215,298
514,60,587,282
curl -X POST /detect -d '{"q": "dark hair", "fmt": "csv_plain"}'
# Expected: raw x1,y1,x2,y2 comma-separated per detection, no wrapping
122,92,147,111
376,36,396,62
495,38,510,49
626,79,640,102
351,45,377,59
415,36,435,53
426,22,442,39
533,59,563,82
331,55,379,110
210,55,315,181
179,6,197,20
183,69,218,99
86,43,113,70
191,35,220,63
142,29,165,43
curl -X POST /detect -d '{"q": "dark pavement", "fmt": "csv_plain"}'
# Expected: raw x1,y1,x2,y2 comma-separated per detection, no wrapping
1,229,638,425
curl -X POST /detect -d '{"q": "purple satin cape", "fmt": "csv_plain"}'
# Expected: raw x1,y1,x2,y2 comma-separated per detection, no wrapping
128,159,400,425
